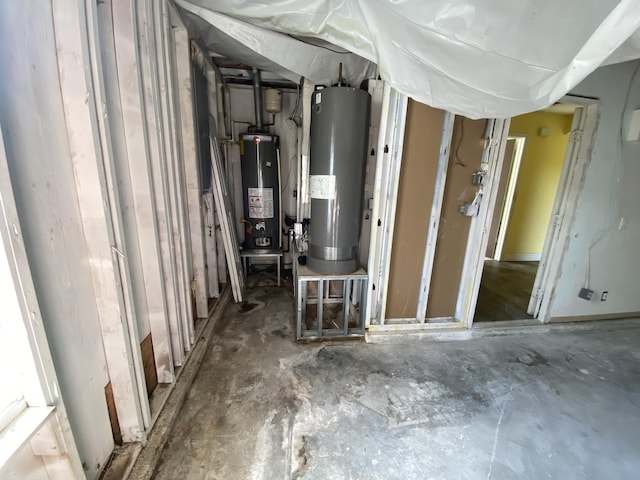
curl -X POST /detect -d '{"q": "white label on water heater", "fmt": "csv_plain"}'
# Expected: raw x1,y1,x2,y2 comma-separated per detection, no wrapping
248,187,274,218
309,175,336,200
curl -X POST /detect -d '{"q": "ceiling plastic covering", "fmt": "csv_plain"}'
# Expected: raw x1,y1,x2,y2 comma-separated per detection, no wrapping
175,0,640,118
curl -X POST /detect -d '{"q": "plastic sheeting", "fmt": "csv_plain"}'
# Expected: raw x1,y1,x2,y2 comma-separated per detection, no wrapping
176,0,640,118
176,2,377,87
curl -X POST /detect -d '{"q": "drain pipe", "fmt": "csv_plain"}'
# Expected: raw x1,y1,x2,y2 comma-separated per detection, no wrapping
252,67,264,131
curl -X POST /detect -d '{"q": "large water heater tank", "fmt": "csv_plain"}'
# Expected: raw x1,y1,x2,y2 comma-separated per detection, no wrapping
240,133,281,250
307,86,371,274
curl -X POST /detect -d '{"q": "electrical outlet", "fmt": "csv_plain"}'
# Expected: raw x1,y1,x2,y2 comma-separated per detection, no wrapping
601,291,608,301
579,288,594,301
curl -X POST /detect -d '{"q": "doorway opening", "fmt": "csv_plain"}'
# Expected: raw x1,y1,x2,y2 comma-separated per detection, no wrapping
474,103,580,323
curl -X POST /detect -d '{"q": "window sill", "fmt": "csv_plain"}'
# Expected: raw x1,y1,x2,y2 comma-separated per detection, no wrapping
0,406,55,471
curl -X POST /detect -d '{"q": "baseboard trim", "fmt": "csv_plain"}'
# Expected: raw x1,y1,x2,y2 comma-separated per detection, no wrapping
500,253,541,262
549,311,640,323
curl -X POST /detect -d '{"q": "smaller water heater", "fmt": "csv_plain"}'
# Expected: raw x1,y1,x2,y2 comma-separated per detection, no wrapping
240,133,281,250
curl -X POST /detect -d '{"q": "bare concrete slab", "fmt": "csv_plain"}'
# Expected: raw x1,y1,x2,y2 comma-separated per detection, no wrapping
154,283,640,479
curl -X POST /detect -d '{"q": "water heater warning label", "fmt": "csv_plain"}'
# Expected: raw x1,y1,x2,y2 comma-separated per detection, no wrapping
248,188,274,219
310,175,336,200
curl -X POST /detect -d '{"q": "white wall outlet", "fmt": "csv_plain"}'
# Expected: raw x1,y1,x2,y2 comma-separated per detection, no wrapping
625,109,640,142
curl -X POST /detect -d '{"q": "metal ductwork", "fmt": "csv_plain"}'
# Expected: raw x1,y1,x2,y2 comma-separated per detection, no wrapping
252,67,264,131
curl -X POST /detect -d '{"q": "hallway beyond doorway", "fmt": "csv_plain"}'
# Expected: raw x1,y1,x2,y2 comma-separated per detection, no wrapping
475,260,537,322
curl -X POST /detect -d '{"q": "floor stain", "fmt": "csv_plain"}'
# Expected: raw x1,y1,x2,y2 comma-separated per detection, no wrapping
238,302,259,314
517,350,549,366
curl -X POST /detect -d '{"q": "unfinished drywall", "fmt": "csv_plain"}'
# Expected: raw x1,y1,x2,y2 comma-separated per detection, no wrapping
0,2,114,477
503,112,573,260
550,60,640,319
427,117,488,319
386,101,444,319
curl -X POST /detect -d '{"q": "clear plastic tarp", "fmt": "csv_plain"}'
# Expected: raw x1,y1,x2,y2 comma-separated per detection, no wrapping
175,0,640,118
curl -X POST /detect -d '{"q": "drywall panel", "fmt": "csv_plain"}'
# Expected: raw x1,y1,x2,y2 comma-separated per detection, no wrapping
111,0,174,383
426,117,488,318
386,101,444,319
59,0,150,442
550,60,640,318
173,26,210,319
485,138,516,258
96,1,152,342
136,0,186,366
0,2,114,477
503,112,573,256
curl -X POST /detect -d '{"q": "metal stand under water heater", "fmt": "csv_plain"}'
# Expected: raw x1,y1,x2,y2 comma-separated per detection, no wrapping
307,84,371,274
240,69,282,251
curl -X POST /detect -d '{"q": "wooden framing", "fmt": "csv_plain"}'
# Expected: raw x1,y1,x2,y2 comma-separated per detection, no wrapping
111,0,175,384
365,86,408,327
416,112,455,322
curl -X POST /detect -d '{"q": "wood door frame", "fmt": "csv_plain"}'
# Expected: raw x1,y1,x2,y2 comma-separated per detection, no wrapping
492,135,527,261
528,97,600,320
458,95,599,328
455,119,510,328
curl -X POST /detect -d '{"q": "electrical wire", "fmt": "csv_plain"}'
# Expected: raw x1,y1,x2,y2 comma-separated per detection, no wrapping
288,80,302,124
454,116,466,167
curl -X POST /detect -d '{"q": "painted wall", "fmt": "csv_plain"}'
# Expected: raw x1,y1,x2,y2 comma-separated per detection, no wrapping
503,112,573,258
0,2,114,478
550,60,640,319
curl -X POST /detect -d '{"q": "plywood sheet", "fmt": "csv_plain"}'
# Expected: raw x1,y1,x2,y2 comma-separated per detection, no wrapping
427,117,488,318
141,334,158,396
105,382,123,445
386,101,445,319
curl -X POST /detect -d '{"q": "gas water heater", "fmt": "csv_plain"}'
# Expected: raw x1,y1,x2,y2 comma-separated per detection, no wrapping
307,86,371,274
240,133,281,250
240,68,282,251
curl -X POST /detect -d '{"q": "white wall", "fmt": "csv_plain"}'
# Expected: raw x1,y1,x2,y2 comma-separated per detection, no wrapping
550,60,640,319
0,2,114,477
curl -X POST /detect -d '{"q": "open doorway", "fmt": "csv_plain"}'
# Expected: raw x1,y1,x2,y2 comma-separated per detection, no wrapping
475,103,579,322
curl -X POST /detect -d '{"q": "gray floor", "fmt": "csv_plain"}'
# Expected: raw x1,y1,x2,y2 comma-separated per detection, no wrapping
155,278,640,479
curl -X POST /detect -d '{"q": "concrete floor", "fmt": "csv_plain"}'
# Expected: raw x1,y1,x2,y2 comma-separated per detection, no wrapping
154,277,640,479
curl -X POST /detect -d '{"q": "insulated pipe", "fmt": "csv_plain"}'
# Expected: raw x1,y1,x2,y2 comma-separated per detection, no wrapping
252,67,264,131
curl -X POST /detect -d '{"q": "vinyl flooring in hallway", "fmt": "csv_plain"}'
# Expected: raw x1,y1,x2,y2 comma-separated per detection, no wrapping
474,260,538,322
